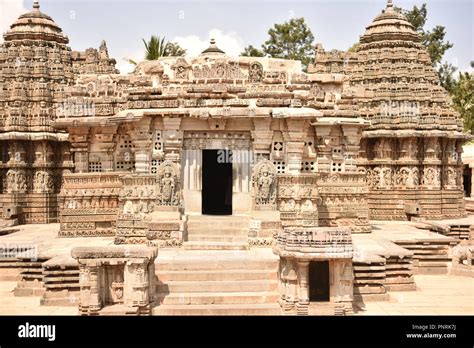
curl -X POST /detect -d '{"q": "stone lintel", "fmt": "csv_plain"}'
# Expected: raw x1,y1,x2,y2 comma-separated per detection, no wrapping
71,246,158,260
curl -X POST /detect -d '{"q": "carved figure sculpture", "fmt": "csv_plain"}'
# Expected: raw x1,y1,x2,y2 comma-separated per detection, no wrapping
252,160,277,205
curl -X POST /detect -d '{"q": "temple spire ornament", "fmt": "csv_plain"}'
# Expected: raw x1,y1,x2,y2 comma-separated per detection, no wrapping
386,0,393,9
33,0,40,11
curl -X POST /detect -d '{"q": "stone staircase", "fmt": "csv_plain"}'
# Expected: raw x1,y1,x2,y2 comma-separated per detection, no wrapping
184,215,250,251
153,249,281,315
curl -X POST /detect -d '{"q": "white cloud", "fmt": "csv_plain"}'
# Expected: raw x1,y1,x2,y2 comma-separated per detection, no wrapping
117,29,245,74
116,50,143,74
0,0,27,43
172,29,245,57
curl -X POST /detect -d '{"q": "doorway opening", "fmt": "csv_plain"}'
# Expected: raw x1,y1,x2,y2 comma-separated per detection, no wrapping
463,164,471,197
202,149,232,215
309,261,330,302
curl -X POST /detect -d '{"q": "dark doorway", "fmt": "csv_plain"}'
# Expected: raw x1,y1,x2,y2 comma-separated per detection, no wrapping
463,165,471,197
309,261,330,302
202,149,232,215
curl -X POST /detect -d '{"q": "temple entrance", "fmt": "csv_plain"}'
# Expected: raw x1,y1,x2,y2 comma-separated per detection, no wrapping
202,149,232,215
309,261,330,302
463,164,471,197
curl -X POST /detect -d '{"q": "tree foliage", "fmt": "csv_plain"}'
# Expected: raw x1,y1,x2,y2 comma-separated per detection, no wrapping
142,35,186,60
452,71,474,135
395,4,452,66
437,62,458,93
241,45,265,57
241,17,315,70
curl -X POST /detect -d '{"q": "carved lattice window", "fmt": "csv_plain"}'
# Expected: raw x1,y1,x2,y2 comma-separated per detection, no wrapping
331,161,344,173
301,160,316,173
88,161,102,172
153,131,163,152
150,159,164,174
118,137,134,149
273,142,283,151
116,161,135,172
273,161,286,174
332,146,343,159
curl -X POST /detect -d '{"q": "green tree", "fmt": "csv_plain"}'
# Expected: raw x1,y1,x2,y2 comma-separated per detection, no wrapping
396,4,453,66
451,70,474,134
166,42,187,57
142,35,186,60
347,42,360,53
241,45,265,57
438,62,458,93
240,17,315,70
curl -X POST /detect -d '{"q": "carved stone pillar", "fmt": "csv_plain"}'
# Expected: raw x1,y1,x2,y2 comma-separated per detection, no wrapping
314,125,332,173
296,260,310,315
251,118,273,158
69,128,90,173
87,262,102,314
285,119,305,174
128,119,152,173
162,117,183,164
342,124,363,172
92,127,117,172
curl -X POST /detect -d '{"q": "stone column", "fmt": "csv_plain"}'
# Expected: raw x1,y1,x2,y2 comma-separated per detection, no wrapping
285,119,306,174
92,128,117,172
251,118,273,159
87,262,102,314
128,119,153,174
313,125,332,173
69,128,90,173
296,260,310,315
342,124,363,172
162,117,183,164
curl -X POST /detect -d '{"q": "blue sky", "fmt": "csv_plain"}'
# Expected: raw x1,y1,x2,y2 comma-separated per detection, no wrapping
1,0,472,74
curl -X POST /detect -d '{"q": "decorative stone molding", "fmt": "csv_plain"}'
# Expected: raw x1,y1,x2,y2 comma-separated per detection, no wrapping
72,246,157,315
273,227,354,315
252,159,277,209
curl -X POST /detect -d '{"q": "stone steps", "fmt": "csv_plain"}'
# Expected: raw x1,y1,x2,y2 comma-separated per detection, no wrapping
157,269,275,282
183,241,249,250
156,279,278,293
187,228,249,236
187,235,248,243
156,258,277,271
156,291,280,305
153,248,280,315
185,215,251,250
153,303,281,315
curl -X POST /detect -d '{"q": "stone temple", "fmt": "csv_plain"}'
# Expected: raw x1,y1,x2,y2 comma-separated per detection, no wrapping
0,0,472,316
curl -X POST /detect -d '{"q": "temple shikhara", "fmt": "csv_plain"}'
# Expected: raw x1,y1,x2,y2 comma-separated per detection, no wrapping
0,0,472,316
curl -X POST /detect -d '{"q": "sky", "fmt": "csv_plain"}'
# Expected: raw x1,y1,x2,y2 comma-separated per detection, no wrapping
0,0,472,74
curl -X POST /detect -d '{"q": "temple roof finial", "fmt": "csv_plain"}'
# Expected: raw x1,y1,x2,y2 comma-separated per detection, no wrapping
387,0,393,9
33,0,40,11
201,38,225,55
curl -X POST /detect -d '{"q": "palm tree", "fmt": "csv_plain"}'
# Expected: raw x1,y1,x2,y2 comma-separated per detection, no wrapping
143,35,168,60
143,36,186,60
124,36,187,67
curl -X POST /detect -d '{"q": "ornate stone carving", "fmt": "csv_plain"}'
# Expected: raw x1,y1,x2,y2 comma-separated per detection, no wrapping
249,61,263,83
6,169,27,193
252,159,277,206
156,160,180,206
33,170,54,193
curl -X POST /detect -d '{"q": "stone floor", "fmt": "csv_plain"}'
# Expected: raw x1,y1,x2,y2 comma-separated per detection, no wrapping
0,220,472,315
354,274,474,315
0,281,77,315
0,274,472,315
0,223,114,259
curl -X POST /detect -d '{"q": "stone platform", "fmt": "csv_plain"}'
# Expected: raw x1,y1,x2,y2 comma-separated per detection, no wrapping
0,218,472,315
